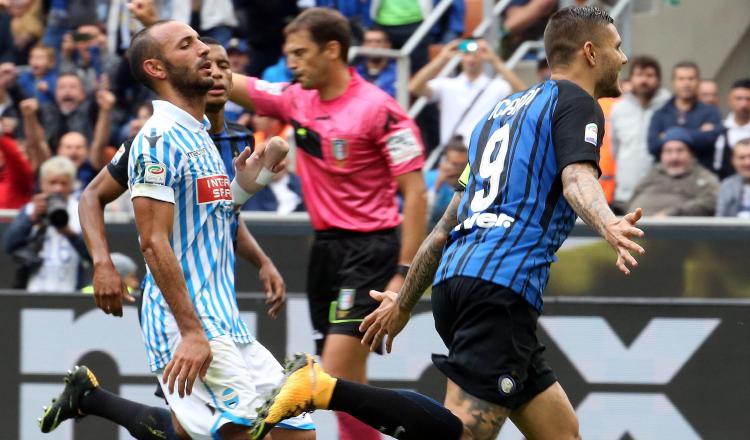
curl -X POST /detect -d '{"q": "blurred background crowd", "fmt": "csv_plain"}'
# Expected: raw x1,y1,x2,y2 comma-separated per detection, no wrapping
0,0,748,293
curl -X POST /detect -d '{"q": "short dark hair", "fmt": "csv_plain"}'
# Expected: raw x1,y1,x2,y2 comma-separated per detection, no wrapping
284,7,351,62
672,60,700,78
57,71,83,85
629,55,661,80
127,20,173,91
731,78,750,90
199,36,222,47
444,136,468,155
543,6,614,68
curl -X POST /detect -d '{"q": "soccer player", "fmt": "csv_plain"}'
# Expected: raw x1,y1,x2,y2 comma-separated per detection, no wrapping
44,21,317,440
38,38,293,440
248,6,645,440
229,8,427,440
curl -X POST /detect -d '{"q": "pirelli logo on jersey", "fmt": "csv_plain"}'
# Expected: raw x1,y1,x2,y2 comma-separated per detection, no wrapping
454,212,516,232
196,174,232,204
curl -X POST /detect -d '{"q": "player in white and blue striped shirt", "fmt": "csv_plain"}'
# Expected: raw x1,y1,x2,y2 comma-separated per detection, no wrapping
124,20,314,440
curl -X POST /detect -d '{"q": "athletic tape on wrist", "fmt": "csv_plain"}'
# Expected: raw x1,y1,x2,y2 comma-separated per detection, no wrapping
230,179,255,205
256,167,276,186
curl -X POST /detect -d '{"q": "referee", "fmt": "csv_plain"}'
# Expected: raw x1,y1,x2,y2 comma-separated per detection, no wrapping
230,7,427,440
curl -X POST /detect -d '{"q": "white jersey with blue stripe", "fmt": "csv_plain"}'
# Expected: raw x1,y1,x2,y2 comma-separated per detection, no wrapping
128,100,252,371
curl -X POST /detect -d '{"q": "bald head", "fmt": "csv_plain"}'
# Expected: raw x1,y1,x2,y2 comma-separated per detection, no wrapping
57,131,88,167
127,20,173,90
127,21,212,97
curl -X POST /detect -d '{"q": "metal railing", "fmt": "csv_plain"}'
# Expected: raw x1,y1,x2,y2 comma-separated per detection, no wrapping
347,0,456,109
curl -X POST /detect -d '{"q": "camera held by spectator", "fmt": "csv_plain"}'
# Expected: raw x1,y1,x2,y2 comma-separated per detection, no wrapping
3,156,90,292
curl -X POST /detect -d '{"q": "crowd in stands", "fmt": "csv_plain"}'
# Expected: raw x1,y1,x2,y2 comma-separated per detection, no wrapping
0,0,749,292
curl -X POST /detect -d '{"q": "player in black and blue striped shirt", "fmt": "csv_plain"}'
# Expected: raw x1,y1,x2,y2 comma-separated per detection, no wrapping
220,6,647,440
353,6,646,440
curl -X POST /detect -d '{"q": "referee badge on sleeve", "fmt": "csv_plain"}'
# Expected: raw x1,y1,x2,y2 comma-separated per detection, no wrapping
338,288,355,311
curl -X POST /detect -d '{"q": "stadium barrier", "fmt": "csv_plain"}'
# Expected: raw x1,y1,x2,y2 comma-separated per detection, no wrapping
3,291,748,439
2,214,749,298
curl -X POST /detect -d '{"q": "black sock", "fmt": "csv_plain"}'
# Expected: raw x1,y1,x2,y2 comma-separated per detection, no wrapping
328,379,463,440
80,388,177,440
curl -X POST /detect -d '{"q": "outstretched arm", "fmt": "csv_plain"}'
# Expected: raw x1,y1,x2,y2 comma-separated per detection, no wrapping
229,73,256,113
360,191,462,352
561,162,645,275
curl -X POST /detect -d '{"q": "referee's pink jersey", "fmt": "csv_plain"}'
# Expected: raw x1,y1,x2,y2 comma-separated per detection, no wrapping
245,68,425,232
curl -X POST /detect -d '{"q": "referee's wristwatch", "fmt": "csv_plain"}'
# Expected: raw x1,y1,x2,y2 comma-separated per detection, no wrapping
396,264,410,278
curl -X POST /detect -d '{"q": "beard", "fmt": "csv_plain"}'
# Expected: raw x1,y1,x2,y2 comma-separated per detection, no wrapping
595,66,622,99
163,57,214,98
633,84,657,101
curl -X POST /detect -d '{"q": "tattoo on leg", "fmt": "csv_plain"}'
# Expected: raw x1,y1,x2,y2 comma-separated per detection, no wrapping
457,389,507,440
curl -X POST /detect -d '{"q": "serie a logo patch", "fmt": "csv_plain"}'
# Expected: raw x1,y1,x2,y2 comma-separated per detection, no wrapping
144,163,166,185
584,123,598,146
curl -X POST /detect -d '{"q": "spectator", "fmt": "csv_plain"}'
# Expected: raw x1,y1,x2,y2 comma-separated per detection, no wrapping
9,0,44,64
647,61,723,171
0,3,13,63
630,127,719,217
371,0,431,72
59,23,115,92
715,79,750,178
25,72,95,151
241,1,300,77
3,156,90,291
17,43,57,104
227,38,251,74
610,55,671,210
698,79,720,107
430,0,464,44
21,87,115,183
410,38,524,146
118,101,152,144
0,133,34,208
500,0,557,58
424,136,467,225
242,160,305,214
55,131,99,190
716,139,750,217
315,0,372,42
262,57,294,83
355,27,397,97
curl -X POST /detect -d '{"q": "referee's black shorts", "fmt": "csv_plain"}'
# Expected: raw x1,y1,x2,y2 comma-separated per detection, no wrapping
431,276,556,409
307,228,399,355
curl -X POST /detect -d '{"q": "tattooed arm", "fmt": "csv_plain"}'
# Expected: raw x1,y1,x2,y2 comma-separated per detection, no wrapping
397,191,462,310
561,162,646,275
360,191,463,352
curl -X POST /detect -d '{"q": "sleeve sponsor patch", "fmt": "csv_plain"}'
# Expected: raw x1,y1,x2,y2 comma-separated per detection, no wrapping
254,79,284,96
584,123,598,146
196,174,232,204
144,162,167,185
386,128,422,165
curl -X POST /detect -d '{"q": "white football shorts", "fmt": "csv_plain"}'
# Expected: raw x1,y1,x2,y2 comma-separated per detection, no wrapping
156,334,315,439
